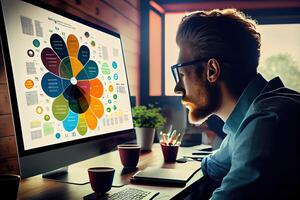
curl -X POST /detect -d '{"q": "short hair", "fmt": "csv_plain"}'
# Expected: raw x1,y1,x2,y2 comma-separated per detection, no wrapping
176,9,261,98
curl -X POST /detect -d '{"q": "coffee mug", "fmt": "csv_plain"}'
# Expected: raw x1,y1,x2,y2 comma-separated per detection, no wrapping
0,174,20,200
88,167,115,195
118,144,141,168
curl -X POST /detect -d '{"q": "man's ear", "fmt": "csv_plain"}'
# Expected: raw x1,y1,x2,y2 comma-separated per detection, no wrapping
206,58,221,83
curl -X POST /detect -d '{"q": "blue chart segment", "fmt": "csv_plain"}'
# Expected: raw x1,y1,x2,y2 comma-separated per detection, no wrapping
78,45,90,65
50,33,69,60
77,60,99,80
63,111,78,132
41,72,64,98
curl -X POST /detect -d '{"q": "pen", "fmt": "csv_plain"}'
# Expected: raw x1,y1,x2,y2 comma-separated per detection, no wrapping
168,130,177,145
159,131,163,143
174,133,181,145
162,133,168,145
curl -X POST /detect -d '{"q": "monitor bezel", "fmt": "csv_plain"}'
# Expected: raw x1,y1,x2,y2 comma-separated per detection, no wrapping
0,0,134,157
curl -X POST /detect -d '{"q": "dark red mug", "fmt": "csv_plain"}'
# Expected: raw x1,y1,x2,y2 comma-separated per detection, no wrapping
118,144,141,168
161,143,179,163
0,174,20,200
88,167,115,195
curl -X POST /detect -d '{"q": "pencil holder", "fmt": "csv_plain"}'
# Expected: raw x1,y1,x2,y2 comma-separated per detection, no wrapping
161,143,179,163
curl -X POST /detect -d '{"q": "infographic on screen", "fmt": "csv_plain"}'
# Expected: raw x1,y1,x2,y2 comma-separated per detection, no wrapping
1,0,133,150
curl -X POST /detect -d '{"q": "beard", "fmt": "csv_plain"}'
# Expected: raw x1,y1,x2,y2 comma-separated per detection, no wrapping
183,79,221,125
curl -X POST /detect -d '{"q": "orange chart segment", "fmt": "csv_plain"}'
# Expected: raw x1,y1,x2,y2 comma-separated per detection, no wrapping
67,34,79,58
90,97,104,119
85,108,97,130
89,79,103,98
69,57,83,78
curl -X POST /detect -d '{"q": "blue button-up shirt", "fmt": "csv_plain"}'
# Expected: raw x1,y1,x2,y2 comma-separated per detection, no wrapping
201,74,300,199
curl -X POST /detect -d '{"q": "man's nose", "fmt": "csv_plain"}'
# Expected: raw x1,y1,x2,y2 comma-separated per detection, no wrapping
174,82,184,95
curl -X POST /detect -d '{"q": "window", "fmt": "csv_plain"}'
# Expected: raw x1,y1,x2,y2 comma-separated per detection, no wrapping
149,10,162,96
164,13,186,96
257,24,300,92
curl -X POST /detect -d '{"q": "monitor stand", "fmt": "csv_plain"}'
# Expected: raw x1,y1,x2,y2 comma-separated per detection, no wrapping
42,166,89,185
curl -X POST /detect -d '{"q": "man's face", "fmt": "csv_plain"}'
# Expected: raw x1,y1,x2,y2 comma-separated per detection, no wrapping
174,45,221,124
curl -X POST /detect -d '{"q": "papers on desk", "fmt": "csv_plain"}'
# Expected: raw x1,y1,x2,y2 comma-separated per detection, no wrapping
193,144,213,152
180,144,213,161
130,167,200,187
192,151,212,155
182,154,208,161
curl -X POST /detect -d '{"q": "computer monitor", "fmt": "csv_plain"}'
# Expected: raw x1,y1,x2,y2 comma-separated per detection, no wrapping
0,0,135,183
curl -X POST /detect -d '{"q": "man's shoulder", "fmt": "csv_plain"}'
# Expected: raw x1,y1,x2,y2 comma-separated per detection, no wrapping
251,87,300,115
237,87,300,134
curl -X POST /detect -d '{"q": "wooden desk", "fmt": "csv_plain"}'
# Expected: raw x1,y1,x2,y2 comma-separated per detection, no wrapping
17,144,204,200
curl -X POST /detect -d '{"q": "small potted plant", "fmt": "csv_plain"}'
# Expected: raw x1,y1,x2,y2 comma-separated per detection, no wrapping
132,104,166,151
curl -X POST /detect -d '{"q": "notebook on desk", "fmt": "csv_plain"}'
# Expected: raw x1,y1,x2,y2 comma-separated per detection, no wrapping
130,167,200,187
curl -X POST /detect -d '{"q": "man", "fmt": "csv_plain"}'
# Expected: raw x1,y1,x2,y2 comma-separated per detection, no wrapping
172,9,300,199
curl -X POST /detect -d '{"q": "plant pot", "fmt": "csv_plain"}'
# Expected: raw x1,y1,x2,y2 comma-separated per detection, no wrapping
135,127,155,151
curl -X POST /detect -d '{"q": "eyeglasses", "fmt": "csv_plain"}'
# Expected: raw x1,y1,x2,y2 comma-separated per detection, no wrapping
171,58,209,83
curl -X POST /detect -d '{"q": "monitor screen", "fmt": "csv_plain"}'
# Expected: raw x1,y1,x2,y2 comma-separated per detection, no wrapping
0,0,134,180
1,0,133,151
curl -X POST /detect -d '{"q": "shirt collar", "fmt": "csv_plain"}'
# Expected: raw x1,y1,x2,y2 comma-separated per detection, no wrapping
223,74,267,134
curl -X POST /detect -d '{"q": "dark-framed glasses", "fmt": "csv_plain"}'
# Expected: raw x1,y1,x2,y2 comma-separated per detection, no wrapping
171,58,209,83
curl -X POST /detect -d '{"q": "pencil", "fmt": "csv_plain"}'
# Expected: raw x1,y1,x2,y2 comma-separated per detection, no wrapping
169,130,177,145
174,133,181,145
162,133,168,145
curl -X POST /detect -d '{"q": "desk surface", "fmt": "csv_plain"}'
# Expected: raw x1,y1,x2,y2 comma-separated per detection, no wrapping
17,144,204,200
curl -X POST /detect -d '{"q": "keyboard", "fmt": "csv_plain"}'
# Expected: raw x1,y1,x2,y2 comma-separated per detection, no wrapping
84,187,159,200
